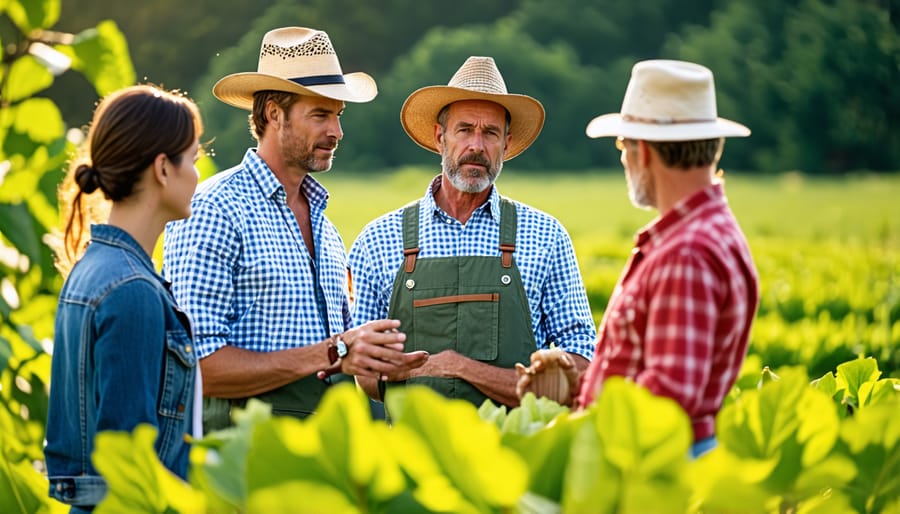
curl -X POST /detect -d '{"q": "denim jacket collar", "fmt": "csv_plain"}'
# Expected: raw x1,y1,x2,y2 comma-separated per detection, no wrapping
89,224,160,279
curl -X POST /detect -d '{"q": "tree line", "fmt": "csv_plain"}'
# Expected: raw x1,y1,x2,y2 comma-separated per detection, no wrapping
48,0,900,173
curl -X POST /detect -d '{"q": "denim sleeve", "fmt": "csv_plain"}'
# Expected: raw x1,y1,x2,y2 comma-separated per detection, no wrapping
538,221,597,361
93,279,164,433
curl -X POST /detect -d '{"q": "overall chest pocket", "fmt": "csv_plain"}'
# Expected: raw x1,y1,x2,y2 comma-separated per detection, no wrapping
158,330,196,420
411,288,499,362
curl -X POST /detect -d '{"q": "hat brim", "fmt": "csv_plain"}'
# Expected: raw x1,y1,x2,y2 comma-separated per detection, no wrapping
400,86,545,161
586,113,750,141
213,71,377,110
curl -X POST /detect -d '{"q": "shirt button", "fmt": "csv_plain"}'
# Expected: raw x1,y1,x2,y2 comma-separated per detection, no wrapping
444,218,453,224
405,279,415,289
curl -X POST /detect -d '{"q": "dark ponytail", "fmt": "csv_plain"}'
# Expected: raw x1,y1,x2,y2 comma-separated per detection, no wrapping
55,85,203,275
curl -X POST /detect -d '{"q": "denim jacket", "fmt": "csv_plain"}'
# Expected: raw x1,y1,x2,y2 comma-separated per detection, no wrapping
44,225,197,508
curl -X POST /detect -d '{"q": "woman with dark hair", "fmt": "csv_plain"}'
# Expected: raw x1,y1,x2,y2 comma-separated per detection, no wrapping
44,84,204,512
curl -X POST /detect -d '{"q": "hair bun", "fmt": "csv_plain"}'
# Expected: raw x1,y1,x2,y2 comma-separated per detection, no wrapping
74,164,101,194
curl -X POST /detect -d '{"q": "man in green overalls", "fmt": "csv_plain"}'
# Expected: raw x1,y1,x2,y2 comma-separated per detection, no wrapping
348,56,597,408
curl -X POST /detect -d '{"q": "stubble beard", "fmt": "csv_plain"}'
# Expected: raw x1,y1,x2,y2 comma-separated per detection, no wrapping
282,120,336,173
626,165,654,210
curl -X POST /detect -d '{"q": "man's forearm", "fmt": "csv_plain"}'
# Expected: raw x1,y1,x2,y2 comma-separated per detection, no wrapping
200,344,326,398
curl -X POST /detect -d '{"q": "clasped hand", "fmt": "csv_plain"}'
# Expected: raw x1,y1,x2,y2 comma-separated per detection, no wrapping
317,319,428,380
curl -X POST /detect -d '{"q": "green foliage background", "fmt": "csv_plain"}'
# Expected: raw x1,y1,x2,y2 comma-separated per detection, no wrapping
0,0,898,512
48,0,900,174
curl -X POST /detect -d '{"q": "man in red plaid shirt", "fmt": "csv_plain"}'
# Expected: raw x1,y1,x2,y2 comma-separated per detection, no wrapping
517,60,759,458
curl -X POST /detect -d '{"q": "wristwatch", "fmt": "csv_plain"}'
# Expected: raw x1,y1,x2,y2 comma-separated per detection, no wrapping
327,335,348,365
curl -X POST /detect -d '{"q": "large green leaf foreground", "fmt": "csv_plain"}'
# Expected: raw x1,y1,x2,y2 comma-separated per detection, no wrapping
75,357,898,513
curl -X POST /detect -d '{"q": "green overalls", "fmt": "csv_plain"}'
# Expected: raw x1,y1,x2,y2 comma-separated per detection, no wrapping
384,197,538,407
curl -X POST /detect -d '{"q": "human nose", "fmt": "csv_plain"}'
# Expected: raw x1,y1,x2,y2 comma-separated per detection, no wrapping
328,116,343,140
467,130,487,153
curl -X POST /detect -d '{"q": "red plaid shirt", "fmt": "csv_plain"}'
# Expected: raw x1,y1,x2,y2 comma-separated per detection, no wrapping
576,183,758,441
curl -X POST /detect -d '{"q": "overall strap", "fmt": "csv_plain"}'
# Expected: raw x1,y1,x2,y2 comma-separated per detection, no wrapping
499,197,517,268
401,201,420,273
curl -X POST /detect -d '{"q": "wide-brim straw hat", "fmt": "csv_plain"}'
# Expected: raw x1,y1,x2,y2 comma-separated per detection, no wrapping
401,56,545,161
213,27,377,110
586,59,749,141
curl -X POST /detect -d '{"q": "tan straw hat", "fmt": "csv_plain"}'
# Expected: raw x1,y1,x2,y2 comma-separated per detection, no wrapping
586,60,749,141
213,27,377,110
400,56,545,161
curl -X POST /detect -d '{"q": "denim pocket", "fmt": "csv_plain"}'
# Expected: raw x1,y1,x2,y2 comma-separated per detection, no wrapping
156,329,196,472
158,330,196,420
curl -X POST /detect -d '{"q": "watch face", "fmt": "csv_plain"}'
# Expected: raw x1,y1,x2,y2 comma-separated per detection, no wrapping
336,339,348,358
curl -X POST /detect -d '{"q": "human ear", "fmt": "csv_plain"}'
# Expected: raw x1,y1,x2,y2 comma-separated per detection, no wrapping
433,124,444,152
151,153,168,186
266,100,282,126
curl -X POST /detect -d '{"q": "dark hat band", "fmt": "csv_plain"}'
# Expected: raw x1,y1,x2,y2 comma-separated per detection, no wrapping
289,74,346,86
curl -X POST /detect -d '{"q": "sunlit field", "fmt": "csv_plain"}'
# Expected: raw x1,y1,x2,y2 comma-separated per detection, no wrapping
320,168,900,378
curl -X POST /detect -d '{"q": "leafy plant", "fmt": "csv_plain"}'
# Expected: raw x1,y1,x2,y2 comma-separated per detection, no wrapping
0,0,134,512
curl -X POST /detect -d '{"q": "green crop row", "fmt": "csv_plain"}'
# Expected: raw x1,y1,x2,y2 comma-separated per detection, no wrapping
5,357,897,513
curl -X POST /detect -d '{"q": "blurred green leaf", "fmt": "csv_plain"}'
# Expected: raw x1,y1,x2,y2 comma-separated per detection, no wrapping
0,335,11,372
0,443,50,514
4,56,53,103
388,386,528,512
62,21,135,96
190,398,272,508
835,357,881,399
719,367,809,459
376,422,464,513
561,378,691,514
560,407,617,514
0,202,40,269
687,448,774,513
811,370,839,398
477,398,507,429
313,383,405,501
858,378,900,407
498,393,569,437
839,401,900,513
246,480,360,514
244,384,409,510
4,0,59,32
502,407,589,502
93,424,205,514
11,99,64,146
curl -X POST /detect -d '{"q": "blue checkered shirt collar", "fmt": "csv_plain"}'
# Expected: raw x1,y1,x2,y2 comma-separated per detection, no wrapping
243,149,330,210
423,174,502,225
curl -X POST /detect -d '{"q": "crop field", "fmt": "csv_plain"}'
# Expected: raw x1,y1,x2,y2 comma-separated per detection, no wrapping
321,169,900,379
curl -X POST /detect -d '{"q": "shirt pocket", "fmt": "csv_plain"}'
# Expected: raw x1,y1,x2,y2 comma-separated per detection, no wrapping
158,330,196,420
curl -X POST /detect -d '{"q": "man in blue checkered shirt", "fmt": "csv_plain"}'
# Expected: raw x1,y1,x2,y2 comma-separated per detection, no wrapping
163,28,427,430
348,56,596,408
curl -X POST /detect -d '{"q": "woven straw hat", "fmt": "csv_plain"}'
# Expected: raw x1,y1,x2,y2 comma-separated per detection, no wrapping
586,60,749,141
400,56,545,161
213,27,377,110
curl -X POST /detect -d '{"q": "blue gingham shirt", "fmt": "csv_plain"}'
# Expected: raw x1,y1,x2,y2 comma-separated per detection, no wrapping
349,175,596,360
163,149,349,358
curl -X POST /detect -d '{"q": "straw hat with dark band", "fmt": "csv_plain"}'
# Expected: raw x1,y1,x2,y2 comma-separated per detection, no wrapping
213,27,377,110
400,56,545,161
586,60,749,141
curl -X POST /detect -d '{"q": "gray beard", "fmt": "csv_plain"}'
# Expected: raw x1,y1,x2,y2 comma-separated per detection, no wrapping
443,157,502,194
